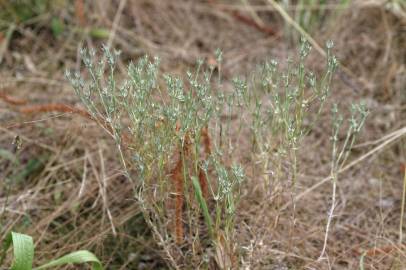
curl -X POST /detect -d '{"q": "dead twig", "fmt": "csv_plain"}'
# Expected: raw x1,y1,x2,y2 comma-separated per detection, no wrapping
19,103,92,119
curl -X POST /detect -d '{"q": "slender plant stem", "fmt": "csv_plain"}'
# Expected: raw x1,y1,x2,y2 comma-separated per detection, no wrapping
399,167,406,244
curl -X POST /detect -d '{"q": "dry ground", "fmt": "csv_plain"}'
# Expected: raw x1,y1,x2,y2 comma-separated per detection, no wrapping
0,0,405,269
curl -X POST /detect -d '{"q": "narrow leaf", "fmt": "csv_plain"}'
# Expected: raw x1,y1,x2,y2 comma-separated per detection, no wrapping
34,250,103,270
191,176,214,239
89,28,110,39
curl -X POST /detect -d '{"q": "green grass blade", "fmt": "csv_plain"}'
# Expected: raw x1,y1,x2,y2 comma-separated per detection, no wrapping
89,28,110,39
10,232,34,270
191,176,214,239
33,250,103,270
359,251,366,270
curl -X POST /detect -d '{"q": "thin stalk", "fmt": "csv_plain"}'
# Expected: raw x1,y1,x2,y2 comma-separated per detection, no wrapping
399,167,406,244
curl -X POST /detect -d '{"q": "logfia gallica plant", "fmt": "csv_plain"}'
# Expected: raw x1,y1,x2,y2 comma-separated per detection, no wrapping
67,39,339,267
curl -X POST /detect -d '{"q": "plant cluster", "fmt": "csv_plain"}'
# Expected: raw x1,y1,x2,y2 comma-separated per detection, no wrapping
67,38,366,267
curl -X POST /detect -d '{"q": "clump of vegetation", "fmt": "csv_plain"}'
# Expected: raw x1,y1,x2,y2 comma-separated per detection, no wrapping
67,38,366,268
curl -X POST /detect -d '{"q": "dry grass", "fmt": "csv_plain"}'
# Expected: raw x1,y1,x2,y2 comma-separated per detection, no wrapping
1,0,405,269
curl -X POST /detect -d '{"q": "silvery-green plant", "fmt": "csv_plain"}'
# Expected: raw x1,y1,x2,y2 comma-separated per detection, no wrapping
237,38,338,207
319,101,368,259
67,38,344,267
67,47,246,267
